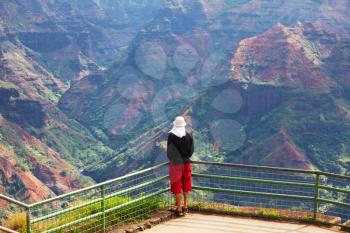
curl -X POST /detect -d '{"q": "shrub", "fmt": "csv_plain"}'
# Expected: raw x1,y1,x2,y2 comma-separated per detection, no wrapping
4,212,27,232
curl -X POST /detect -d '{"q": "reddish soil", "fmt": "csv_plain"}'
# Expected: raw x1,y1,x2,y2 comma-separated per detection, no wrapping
240,129,312,170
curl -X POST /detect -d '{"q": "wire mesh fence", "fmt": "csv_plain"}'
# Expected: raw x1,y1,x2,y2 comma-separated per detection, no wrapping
1,161,350,233
318,174,350,224
0,194,29,233
0,163,170,233
190,161,350,227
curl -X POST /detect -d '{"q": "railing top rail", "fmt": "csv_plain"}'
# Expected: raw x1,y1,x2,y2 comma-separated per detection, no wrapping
1,160,350,209
28,162,169,208
0,226,20,233
0,194,28,209
191,160,350,180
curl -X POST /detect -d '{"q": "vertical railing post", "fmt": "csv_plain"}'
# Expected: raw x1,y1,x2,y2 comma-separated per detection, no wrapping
313,173,320,220
26,207,31,233
101,185,106,233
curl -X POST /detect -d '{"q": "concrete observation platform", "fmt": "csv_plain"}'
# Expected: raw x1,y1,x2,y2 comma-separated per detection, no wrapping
144,213,340,233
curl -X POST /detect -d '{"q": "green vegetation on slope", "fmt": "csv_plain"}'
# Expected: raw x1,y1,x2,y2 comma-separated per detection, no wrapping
191,83,350,175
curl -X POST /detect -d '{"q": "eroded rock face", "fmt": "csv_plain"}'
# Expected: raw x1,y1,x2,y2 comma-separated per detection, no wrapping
238,129,312,170
243,20,349,87
60,0,350,177
231,22,337,91
0,0,165,84
1,0,350,201
0,116,88,203
0,0,164,202
30,156,82,195
0,145,54,203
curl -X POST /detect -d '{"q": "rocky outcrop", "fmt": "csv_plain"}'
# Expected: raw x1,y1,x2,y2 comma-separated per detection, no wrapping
235,129,312,170
231,22,334,91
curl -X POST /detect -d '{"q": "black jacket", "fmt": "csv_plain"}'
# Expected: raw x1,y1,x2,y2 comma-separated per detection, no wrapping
167,132,194,164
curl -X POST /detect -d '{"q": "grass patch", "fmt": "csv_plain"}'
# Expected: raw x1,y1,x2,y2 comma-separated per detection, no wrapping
4,195,165,233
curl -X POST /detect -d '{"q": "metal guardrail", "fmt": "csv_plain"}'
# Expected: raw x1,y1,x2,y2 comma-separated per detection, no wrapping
191,161,350,227
1,162,170,233
0,194,30,233
0,226,20,233
1,160,349,232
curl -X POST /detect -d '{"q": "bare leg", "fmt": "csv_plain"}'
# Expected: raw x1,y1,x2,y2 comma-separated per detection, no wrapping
183,192,189,208
175,193,182,210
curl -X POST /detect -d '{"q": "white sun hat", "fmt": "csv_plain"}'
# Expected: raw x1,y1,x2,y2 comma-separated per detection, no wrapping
173,116,187,127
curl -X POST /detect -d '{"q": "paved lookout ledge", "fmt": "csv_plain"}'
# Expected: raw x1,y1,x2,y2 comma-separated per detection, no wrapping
145,213,341,233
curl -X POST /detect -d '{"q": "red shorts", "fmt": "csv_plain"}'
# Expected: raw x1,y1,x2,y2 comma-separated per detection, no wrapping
169,163,192,194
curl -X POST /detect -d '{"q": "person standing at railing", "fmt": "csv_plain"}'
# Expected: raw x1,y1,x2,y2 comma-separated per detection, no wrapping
167,116,194,216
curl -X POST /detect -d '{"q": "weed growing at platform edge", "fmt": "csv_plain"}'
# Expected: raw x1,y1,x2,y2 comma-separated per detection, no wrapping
188,201,241,215
3,212,27,232
257,209,280,218
188,201,313,221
